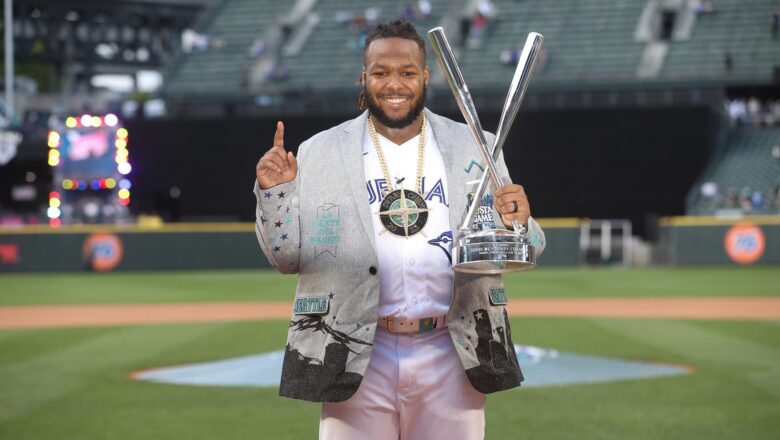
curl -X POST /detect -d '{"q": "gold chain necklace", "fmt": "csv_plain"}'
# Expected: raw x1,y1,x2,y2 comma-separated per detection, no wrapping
367,114,426,195
367,114,431,237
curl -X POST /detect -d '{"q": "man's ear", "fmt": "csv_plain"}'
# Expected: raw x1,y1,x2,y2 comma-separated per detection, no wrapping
361,67,366,84
423,65,430,85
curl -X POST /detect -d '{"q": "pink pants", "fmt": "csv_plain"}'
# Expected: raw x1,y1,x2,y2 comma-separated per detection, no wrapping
320,327,485,440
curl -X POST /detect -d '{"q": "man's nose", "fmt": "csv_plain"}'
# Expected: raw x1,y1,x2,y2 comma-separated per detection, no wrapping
386,72,404,89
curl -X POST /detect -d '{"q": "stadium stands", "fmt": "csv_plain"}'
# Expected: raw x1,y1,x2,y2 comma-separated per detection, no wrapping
688,125,780,215
278,0,448,92
163,0,780,96
165,0,293,96
458,0,647,87
661,0,780,84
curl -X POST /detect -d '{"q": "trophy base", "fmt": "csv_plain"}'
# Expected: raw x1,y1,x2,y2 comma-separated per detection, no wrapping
453,229,536,274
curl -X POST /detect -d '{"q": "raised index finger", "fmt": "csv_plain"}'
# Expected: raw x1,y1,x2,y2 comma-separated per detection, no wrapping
274,121,285,149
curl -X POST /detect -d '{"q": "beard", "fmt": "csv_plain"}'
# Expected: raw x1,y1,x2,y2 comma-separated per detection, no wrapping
365,85,427,129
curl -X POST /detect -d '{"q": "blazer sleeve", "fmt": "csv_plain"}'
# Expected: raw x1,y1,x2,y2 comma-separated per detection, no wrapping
253,143,306,274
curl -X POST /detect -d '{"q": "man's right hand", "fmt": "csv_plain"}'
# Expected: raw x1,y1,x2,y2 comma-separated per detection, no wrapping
256,121,298,189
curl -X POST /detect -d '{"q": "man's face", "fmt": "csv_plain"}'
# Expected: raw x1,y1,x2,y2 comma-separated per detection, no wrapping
362,37,429,129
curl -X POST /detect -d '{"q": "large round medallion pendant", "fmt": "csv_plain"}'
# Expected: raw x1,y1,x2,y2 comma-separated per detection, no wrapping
379,189,429,237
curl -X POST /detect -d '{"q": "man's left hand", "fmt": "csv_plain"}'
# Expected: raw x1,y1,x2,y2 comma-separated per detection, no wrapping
494,184,531,227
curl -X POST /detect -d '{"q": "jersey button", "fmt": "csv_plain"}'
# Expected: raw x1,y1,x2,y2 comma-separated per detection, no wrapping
369,266,377,275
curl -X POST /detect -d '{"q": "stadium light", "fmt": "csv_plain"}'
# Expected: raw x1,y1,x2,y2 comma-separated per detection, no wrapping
48,131,60,148
118,162,132,175
46,206,61,218
105,114,119,127
48,150,60,166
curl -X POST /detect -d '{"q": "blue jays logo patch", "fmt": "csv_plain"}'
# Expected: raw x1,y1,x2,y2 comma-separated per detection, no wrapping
427,230,453,264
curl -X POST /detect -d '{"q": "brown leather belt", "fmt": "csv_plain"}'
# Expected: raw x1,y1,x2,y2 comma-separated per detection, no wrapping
377,315,447,334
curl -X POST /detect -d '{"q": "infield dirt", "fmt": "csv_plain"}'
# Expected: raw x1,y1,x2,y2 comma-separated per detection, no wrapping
1,297,779,329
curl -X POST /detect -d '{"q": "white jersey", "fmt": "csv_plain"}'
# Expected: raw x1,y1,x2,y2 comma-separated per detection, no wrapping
362,121,453,321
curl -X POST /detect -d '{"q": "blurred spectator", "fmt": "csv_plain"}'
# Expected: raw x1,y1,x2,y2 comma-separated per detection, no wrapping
701,181,719,198
477,0,497,18
266,64,289,83
335,10,355,25
726,98,746,126
751,191,765,212
773,100,780,122
181,29,210,52
459,17,471,47
739,187,753,212
281,24,293,44
350,15,368,33
417,0,432,19
694,1,716,15
771,8,779,37
347,34,367,53
747,97,761,125
399,5,416,22
772,185,780,211
725,188,738,209
725,98,780,126
365,7,382,26
723,51,733,71
250,38,267,58
471,13,488,43
499,49,519,65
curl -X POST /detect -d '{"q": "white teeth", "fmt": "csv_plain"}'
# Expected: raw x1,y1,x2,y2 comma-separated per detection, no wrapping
385,97,408,104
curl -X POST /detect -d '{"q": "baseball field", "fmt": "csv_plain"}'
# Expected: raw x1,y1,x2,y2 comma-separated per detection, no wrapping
0,266,778,439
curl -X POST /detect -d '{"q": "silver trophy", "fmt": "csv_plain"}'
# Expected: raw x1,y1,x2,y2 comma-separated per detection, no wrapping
428,28,544,274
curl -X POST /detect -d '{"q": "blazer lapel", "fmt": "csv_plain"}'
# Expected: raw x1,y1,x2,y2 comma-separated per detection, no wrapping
426,109,469,236
339,111,378,255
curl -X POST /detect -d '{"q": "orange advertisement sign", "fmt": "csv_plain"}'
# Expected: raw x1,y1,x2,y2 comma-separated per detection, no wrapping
724,224,765,265
82,233,124,271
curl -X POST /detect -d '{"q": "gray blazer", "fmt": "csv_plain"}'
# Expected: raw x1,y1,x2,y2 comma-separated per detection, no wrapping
254,109,546,402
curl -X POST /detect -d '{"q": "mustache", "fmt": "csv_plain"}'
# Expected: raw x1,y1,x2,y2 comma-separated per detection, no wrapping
364,85,427,129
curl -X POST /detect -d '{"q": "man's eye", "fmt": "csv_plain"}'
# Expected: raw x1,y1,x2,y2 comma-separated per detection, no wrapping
373,72,387,77
402,72,416,77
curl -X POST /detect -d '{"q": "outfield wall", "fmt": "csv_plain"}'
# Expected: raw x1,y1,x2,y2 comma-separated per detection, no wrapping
660,216,780,265
0,219,582,272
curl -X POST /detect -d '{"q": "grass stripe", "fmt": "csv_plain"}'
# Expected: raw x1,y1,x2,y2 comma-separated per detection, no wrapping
0,267,777,306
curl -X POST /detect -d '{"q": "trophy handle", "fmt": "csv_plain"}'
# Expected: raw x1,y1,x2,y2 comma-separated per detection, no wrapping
449,32,544,236
428,28,507,193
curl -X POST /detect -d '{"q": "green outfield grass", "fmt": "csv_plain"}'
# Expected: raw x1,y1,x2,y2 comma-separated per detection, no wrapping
0,268,778,439
0,317,778,439
0,266,778,305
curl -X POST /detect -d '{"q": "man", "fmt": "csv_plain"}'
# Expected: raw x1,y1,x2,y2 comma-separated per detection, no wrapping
254,20,545,439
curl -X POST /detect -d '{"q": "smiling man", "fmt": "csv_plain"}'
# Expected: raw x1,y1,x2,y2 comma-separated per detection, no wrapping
254,20,546,439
